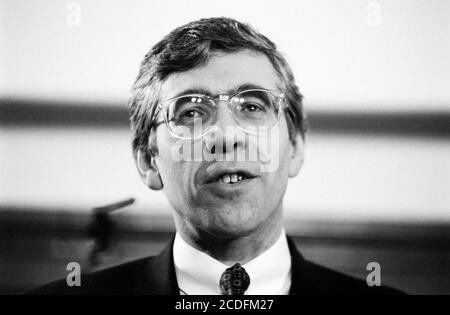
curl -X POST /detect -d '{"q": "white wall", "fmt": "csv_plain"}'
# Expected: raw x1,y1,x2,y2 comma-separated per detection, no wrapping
1,128,449,223
1,0,449,222
1,0,449,110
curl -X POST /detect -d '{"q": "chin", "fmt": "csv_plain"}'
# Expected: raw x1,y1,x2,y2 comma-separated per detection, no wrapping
201,207,263,239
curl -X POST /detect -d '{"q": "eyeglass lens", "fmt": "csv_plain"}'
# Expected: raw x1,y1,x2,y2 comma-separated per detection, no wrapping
165,90,282,138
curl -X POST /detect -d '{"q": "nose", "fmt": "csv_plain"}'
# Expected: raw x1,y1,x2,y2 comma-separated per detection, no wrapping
204,102,245,155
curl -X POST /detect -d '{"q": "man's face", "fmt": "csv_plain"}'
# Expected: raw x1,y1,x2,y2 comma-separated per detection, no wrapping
142,50,303,239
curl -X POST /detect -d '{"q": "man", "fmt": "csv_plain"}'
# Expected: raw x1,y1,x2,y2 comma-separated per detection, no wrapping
28,17,402,295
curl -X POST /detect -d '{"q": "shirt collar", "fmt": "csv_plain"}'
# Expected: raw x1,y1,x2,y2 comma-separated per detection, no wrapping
173,230,291,295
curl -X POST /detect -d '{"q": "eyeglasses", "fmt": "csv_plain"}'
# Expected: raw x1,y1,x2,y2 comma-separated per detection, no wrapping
157,89,287,140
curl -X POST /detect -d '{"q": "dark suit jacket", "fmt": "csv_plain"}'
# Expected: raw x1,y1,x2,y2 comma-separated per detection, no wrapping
26,236,403,295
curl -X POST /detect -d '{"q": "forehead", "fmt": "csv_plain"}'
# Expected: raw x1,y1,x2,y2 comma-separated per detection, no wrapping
160,50,280,99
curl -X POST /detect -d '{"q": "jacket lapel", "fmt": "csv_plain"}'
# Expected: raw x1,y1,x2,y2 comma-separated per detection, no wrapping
132,235,179,295
287,235,314,295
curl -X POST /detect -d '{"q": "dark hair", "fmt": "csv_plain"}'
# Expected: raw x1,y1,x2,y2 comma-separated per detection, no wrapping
129,17,307,163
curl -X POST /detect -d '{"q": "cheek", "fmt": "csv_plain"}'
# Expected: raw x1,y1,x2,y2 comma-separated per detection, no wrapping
256,120,291,174
154,130,184,187
154,131,201,195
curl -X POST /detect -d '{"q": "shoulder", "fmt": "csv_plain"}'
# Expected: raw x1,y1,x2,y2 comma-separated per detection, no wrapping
294,259,405,295
24,256,155,295
286,235,405,295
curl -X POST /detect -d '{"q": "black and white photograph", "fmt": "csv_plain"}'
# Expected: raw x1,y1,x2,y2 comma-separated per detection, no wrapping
0,0,449,299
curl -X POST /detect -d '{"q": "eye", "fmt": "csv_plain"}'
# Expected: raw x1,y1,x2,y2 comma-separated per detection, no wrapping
175,105,212,124
241,103,266,113
183,109,203,118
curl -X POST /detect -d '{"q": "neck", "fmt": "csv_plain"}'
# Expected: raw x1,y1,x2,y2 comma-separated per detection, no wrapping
173,206,284,266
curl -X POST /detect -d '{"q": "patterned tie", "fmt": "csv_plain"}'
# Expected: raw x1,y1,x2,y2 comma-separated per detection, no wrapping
219,263,250,295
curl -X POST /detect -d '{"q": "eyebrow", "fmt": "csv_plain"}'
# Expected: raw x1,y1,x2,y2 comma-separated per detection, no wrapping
170,83,271,99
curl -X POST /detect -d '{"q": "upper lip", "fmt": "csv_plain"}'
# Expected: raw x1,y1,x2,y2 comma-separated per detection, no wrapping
199,162,261,184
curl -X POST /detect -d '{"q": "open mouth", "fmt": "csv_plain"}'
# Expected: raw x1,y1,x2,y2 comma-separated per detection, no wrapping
201,164,260,187
216,172,251,184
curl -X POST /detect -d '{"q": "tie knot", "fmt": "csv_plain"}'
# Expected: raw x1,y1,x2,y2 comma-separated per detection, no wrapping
219,263,250,295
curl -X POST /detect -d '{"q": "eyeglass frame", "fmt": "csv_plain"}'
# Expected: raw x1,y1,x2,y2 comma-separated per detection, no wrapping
154,88,288,140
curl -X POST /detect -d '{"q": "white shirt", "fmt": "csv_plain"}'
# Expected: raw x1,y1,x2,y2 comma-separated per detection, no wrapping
173,230,292,295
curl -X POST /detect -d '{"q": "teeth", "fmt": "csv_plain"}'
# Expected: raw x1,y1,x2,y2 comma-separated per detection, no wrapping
220,173,246,184
222,174,231,183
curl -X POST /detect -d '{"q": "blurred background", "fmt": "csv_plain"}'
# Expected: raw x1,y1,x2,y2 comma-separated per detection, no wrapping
0,0,449,294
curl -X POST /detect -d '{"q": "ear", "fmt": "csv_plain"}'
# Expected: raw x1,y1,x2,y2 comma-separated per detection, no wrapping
288,135,305,178
136,149,163,190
